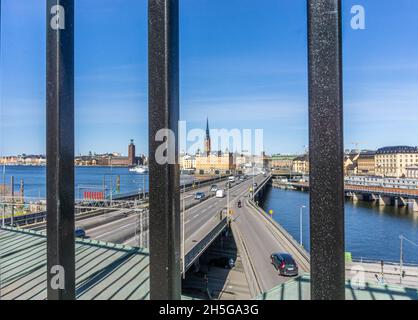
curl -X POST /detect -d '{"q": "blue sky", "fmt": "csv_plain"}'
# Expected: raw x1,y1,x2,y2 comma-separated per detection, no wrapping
1,0,418,156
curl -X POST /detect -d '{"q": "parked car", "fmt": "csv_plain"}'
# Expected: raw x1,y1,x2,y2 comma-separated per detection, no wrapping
253,182,258,188
228,176,235,183
194,192,206,201
271,253,299,276
210,185,218,192
216,189,225,198
75,227,86,238
209,257,235,269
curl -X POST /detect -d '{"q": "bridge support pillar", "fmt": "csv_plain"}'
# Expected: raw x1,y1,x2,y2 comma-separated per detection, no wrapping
394,197,406,208
351,193,363,202
407,199,418,212
378,195,391,207
371,194,378,201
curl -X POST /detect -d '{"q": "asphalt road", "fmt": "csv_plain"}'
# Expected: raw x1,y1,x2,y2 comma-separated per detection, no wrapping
122,176,266,253
232,181,309,293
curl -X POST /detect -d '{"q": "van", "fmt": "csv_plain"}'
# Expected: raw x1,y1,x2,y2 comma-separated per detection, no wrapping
228,176,235,183
216,189,225,198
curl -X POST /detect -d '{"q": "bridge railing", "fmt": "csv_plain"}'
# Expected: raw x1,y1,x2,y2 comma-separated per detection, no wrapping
184,216,228,272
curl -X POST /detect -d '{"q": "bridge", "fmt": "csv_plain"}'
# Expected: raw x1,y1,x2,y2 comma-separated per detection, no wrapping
276,180,418,212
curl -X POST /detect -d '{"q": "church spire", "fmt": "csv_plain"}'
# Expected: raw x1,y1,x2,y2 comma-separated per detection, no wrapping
206,117,210,138
204,117,211,155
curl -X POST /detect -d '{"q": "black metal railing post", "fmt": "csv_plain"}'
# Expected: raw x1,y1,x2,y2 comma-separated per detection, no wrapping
46,0,75,300
308,0,345,300
148,0,181,300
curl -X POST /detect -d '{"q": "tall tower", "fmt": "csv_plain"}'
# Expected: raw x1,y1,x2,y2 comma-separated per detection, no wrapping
128,139,136,166
204,117,211,156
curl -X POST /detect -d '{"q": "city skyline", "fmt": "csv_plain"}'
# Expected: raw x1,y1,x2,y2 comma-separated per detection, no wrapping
1,0,418,156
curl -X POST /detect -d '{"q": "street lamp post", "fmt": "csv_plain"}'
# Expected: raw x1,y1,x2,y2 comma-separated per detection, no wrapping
399,235,403,284
299,205,306,247
182,183,186,279
227,181,230,217
2,164,5,227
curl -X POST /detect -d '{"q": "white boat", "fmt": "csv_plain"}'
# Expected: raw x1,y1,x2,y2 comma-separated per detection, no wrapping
129,165,149,174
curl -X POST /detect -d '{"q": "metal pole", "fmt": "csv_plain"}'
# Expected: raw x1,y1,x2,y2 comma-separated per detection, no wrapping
227,181,230,216
399,235,403,284
2,164,5,227
299,205,304,247
46,0,75,300
110,157,113,203
143,174,146,199
148,0,181,300
140,210,143,248
20,179,24,203
182,184,186,279
10,176,14,226
308,0,345,300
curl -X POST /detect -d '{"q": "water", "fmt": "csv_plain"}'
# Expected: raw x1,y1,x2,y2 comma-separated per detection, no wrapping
1,165,197,200
260,186,418,264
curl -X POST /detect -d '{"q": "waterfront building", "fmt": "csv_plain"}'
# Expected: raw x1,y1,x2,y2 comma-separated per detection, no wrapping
357,151,376,176
344,152,360,176
128,139,136,166
0,156,18,165
375,146,418,177
74,140,140,167
180,154,196,170
195,151,235,174
406,165,418,179
234,153,249,169
0,155,46,166
271,154,297,171
254,152,271,169
292,154,309,174
194,119,237,174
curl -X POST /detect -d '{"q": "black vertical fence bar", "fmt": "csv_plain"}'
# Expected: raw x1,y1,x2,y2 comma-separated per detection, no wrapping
46,0,75,300
148,0,181,300
308,0,345,300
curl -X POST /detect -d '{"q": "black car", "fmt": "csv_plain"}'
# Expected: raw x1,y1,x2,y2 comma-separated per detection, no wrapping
209,257,235,269
271,253,298,276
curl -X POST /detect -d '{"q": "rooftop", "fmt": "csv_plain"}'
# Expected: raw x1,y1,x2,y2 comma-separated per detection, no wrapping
0,227,151,300
257,275,418,300
376,146,418,155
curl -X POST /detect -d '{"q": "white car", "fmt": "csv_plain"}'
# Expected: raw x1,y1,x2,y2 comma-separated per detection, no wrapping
216,189,226,198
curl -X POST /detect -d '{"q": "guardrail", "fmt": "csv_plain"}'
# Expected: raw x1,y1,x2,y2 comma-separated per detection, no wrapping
184,216,228,271
252,174,271,197
1,210,47,226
